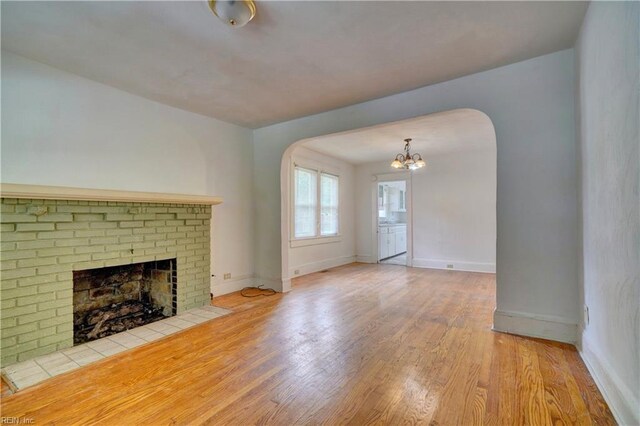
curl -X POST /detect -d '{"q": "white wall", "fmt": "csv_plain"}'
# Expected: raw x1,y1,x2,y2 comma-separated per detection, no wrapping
254,49,580,343
285,146,356,279
575,3,640,424
355,147,496,273
1,51,255,296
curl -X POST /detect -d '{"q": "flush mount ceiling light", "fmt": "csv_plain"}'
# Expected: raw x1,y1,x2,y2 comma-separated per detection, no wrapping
208,0,256,27
390,138,426,170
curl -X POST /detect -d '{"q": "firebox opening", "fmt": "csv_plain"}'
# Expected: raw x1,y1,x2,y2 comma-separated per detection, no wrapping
73,259,177,345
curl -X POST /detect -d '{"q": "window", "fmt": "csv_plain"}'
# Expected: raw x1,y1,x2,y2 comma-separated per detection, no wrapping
320,173,339,236
294,167,317,238
293,166,340,239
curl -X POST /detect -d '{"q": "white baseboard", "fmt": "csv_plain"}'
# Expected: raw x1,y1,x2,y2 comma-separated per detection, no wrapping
580,333,640,425
288,255,356,279
255,276,287,293
412,258,496,273
210,274,255,297
492,309,577,344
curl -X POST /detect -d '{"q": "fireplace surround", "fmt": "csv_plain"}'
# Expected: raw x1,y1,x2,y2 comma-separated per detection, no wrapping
0,186,220,367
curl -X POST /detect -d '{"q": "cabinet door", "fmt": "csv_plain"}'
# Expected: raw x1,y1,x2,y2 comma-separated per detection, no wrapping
379,232,388,260
389,232,397,256
396,231,407,253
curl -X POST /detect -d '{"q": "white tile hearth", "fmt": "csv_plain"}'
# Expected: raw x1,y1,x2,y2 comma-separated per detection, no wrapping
1,305,232,392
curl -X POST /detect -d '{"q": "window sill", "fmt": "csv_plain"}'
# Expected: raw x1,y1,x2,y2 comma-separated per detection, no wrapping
290,235,341,248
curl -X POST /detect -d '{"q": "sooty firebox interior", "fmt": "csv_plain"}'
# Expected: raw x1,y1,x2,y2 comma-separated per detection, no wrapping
73,259,177,344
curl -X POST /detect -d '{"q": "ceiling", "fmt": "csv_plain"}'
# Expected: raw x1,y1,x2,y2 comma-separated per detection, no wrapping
1,1,588,128
301,108,495,165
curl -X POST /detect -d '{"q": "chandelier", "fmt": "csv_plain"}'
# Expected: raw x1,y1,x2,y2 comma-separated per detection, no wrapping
390,138,426,170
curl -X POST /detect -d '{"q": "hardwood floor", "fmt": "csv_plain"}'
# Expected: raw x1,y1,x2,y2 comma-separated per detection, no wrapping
0,263,614,425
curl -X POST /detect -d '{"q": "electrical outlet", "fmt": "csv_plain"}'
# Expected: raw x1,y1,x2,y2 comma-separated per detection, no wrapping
294,269,300,275
584,305,589,326
223,273,231,280
446,264,454,269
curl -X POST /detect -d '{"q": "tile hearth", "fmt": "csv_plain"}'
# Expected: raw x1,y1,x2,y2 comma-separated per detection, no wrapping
1,305,231,392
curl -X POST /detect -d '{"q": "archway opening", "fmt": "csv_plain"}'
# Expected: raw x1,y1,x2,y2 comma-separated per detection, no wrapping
279,108,497,297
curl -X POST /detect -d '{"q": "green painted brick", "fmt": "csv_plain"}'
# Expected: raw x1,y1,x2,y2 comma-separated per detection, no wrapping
37,213,73,222
37,264,70,275
39,332,70,347
56,222,90,230
89,222,118,229
17,273,58,287
90,236,118,245
0,242,17,251
2,285,38,300
91,252,120,261
74,214,105,222
55,205,92,213
14,287,56,306
38,247,74,257
38,315,67,328
1,260,17,270
37,230,74,239
1,250,37,260
1,223,15,232
74,245,105,254
17,343,59,362
75,230,106,238
105,214,134,221
1,298,16,310
16,240,54,250
105,229,133,236
2,268,36,280
0,232,37,242
17,257,58,268
1,213,37,223
55,238,89,247
36,281,69,294
1,198,211,366
132,227,156,235
1,319,38,334
37,298,68,311
3,341,39,358
88,206,125,213
17,326,58,343
57,254,92,264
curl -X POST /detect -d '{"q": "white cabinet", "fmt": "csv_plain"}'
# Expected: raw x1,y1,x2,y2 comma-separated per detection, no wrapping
378,225,407,260
396,230,407,253
378,232,390,259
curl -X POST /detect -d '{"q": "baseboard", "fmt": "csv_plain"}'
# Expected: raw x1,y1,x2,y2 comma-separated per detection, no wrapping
412,258,496,273
580,334,640,425
210,274,255,297
255,276,287,293
288,255,356,279
492,309,577,344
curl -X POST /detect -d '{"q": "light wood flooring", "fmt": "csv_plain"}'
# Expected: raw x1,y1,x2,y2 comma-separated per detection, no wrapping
0,263,614,425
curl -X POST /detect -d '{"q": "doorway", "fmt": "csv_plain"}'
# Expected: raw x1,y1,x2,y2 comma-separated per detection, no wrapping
377,180,409,265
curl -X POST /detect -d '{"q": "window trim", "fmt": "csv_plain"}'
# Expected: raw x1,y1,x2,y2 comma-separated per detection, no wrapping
291,161,342,246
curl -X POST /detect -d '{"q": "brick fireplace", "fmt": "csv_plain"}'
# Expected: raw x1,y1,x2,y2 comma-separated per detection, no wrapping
0,190,217,367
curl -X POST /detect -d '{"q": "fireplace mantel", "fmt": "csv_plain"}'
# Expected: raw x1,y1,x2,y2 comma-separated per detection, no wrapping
0,183,223,205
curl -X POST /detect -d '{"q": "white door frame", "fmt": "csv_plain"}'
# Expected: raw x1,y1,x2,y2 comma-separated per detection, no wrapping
372,172,412,266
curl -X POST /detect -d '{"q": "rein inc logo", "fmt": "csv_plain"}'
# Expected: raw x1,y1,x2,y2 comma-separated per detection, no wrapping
1,418,34,425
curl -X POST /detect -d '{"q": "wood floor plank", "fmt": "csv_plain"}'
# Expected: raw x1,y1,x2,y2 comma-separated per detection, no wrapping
0,263,615,425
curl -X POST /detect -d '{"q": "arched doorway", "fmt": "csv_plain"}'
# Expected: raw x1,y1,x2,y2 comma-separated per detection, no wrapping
279,108,497,295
